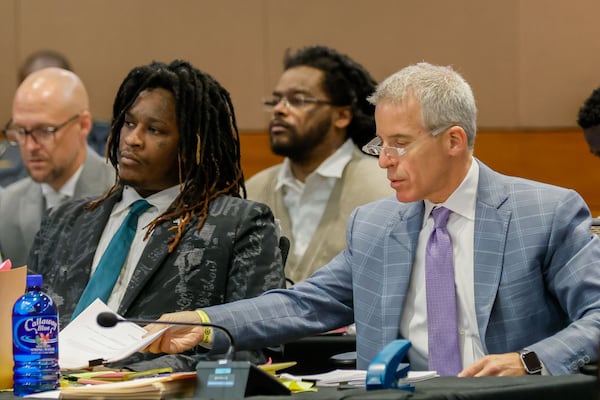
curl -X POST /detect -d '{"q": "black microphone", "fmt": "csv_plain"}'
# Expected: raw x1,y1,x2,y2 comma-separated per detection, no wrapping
96,311,235,361
96,311,290,399
278,236,290,266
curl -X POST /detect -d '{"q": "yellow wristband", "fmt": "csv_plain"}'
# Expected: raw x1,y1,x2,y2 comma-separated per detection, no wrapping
195,309,212,345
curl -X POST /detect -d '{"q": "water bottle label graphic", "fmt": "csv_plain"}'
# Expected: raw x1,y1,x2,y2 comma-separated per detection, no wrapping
12,275,60,397
13,316,59,354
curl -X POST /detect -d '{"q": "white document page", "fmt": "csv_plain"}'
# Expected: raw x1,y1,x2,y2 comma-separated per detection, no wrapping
58,298,166,370
284,369,439,387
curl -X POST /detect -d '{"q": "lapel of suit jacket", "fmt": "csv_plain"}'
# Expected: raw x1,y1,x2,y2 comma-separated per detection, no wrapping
290,174,344,277
19,182,45,251
270,172,294,268
381,200,424,345
472,160,511,350
65,192,120,304
290,148,367,278
73,147,113,198
117,212,182,315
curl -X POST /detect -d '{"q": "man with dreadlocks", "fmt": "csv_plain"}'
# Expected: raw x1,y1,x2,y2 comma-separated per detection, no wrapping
28,60,285,370
249,45,392,283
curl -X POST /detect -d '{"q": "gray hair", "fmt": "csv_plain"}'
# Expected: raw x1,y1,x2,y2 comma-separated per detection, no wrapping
368,62,477,148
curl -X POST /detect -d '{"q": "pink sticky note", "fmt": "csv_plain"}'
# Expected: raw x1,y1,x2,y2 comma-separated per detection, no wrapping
0,259,12,271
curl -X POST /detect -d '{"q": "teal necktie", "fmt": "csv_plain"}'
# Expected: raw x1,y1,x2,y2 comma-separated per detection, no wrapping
71,199,151,320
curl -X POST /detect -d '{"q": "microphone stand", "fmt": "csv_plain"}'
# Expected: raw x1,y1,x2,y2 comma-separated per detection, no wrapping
96,312,290,399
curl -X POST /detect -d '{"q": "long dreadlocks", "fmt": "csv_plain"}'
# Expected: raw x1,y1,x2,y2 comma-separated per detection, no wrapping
283,45,377,148
89,60,245,251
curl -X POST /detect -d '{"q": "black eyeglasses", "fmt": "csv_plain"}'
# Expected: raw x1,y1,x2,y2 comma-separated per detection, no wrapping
262,94,331,111
3,114,80,146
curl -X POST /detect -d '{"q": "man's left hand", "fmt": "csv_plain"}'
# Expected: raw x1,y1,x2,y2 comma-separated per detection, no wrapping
458,352,526,377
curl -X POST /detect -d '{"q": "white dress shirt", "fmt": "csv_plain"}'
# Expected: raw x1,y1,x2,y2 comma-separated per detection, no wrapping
90,185,180,311
41,165,83,209
277,139,354,259
399,160,485,371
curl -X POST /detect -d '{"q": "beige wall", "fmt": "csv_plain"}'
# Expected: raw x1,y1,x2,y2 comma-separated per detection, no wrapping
1,0,600,130
2,1,600,211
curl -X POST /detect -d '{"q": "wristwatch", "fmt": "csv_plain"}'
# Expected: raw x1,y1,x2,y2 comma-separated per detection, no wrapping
519,350,542,374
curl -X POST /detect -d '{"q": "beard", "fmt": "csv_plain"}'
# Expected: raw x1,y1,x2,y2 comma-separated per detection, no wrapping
270,116,332,163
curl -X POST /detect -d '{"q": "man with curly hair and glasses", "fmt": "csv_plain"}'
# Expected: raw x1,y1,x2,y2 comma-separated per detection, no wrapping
251,45,392,283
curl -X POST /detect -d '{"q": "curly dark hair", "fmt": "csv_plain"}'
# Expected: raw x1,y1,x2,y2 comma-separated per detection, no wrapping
89,59,245,251
283,45,377,148
578,87,600,129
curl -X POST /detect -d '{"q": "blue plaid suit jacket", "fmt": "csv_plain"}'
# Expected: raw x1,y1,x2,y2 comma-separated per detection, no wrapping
205,160,600,375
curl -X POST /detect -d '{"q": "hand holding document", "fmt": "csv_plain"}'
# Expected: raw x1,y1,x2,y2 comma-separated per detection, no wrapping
59,299,167,370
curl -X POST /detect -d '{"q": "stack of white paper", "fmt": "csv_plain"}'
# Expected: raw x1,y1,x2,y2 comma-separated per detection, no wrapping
282,369,439,387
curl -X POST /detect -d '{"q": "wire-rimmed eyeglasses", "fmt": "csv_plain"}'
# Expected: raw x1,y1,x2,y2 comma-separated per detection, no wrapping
2,113,80,146
262,94,331,111
362,125,452,161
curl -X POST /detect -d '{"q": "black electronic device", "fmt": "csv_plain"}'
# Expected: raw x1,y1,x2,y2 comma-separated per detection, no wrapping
519,349,543,375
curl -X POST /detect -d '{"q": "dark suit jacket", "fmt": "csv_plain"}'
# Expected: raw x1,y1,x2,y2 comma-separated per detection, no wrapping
29,188,285,370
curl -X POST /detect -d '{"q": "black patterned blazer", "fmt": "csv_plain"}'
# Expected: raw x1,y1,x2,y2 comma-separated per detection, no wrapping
29,188,286,331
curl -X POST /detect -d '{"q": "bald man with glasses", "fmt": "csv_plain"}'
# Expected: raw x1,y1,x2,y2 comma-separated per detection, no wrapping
0,67,114,267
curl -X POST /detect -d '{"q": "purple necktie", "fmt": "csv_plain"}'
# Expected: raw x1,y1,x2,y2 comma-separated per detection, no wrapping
425,206,461,376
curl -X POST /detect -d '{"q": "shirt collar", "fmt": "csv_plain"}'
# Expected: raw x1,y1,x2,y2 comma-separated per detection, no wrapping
41,164,84,200
115,185,181,216
275,139,355,190
423,158,479,222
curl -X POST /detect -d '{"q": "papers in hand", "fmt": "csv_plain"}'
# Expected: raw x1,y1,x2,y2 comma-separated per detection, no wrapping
282,369,439,387
59,299,167,370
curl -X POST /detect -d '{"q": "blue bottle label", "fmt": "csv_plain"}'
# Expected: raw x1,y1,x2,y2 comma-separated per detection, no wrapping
13,316,59,356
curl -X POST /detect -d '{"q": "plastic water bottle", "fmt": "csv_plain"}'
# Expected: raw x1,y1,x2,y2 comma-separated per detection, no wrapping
12,274,60,396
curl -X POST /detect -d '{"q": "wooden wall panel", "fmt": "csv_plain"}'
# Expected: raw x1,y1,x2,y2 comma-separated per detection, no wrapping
240,130,600,215
239,132,282,179
0,1,17,126
263,0,519,129
2,0,600,131
3,0,600,212
13,0,267,129
473,130,600,214
518,0,600,128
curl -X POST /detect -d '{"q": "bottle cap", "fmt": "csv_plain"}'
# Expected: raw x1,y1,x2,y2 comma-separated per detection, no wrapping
26,274,43,288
